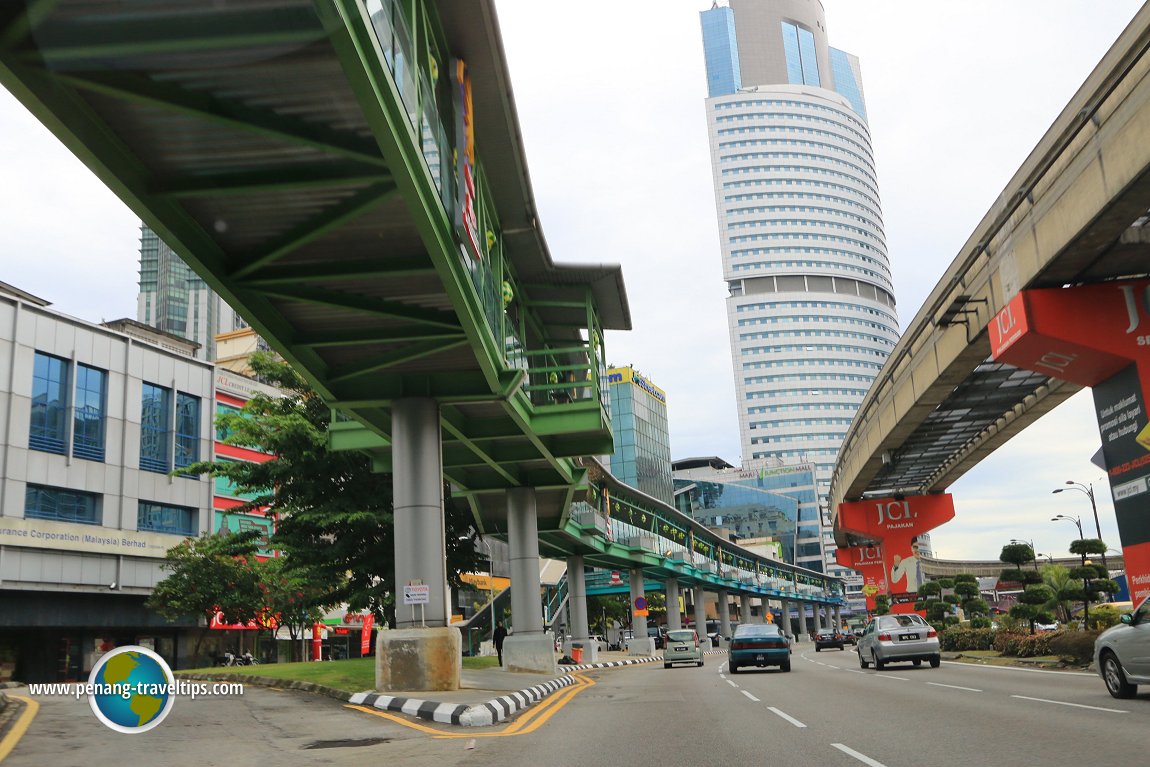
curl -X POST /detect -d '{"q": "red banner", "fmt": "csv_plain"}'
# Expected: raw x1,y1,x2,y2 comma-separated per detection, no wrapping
361,613,374,655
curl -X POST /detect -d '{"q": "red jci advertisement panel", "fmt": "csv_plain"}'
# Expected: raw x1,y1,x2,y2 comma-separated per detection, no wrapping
839,494,956,612
990,280,1150,605
835,545,886,612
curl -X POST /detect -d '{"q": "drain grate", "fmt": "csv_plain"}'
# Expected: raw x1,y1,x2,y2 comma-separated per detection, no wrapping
302,738,392,749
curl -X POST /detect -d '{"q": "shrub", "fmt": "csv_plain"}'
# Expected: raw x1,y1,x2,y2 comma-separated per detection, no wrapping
1086,605,1121,631
939,626,993,652
993,631,1057,657
969,616,992,629
1047,630,1101,665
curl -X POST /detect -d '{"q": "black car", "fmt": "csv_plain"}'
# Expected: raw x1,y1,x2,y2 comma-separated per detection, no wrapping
814,630,845,651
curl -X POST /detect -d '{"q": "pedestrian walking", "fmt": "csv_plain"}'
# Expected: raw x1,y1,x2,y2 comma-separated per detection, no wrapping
493,620,508,666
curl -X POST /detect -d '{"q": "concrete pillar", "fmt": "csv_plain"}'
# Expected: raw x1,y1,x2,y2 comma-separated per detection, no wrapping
629,568,655,655
718,591,731,647
502,488,555,674
694,588,707,642
665,578,682,631
834,606,843,632
565,555,596,663
740,594,752,625
780,599,792,640
796,604,808,641
377,398,459,692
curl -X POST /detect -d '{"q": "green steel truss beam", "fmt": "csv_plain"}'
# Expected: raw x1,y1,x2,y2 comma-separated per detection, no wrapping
20,8,327,63
153,165,392,199
238,256,435,288
229,181,400,278
327,337,468,384
56,71,388,168
0,0,61,49
254,285,461,329
295,326,460,348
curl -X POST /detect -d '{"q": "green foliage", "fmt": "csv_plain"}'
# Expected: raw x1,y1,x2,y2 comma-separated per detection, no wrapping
1019,584,1055,606
953,573,978,585
185,353,482,620
939,626,993,651
943,594,960,605
1020,570,1044,585
962,598,989,617
1086,604,1122,630
256,556,327,652
926,602,950,623
1047,630,1102,664
999,568,1026,583
874,594,891,615
993,631,1058,657
918,581,942,597
1000,543,1035,570
937,578,955,590
969,616,992,629
1069,538,1107,557
954,581,979,599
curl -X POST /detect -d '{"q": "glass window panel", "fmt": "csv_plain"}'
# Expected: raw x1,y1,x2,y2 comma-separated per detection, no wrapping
138,501,197,536
73,364,106,462
25,484,101,525
798,28,821,86
781,23,803,85
30,352,68,454
140,382,171,473
175,393,200,471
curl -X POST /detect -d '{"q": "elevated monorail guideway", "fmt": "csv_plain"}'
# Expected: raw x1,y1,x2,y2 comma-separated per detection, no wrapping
828,3,1150,605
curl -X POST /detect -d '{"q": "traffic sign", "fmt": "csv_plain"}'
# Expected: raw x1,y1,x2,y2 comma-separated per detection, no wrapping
403,582,431,605
634,596,647,611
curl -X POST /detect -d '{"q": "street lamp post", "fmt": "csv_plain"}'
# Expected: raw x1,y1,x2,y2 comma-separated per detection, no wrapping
478,537,496,642
1052,481,1108,574
1010,538,1038,571
1051,513,1092,624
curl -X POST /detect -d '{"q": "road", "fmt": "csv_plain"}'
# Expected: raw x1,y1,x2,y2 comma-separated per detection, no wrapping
5,650,1146,766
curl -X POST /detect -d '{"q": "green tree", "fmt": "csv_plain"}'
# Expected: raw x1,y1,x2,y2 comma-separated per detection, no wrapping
1067,538,1119,627
1039,563,1075,623
186,352,483,622
1013,584,1056,634
1000,542,1035,572
874,594,891,616
256,557,328,661
146,531,265,663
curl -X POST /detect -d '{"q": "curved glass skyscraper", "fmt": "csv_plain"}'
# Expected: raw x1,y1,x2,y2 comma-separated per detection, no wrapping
701,2,898,481
700,2,900,584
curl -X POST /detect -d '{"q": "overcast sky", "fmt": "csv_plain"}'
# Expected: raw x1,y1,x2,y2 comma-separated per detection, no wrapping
0,1,1143,561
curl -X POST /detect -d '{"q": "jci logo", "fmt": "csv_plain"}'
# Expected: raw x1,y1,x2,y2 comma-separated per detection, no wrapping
875,500,915,527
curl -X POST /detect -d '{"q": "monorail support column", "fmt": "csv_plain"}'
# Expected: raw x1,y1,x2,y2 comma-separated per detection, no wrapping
779,598,793,641
718,591,731,648
565,555,595,663
377,399,459,692
665,578,682,631
989,281,1150,606
694,588,708,642
740,594,752,626
629,568,655,655
503,487,556,674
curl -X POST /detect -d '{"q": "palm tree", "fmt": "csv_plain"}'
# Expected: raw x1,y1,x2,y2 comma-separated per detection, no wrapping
1040,563,1073,624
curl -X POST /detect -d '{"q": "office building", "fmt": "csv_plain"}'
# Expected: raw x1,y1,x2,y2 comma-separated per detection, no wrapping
137,224,246,362
604,366,673,505
699,2,901,584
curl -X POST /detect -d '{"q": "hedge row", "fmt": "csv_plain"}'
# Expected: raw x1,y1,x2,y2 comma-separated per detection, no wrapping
938,627,1102,664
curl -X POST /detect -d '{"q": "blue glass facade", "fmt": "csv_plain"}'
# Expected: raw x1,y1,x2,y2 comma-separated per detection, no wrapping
781,22,820,87
700,6,741,97
830,48,867,120
607,367,672,505
30,352,68,455
673,465,821,571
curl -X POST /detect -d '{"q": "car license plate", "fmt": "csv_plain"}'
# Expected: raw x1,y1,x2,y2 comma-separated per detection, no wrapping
675,646,688,652
755,654,765,661
899,633,917,641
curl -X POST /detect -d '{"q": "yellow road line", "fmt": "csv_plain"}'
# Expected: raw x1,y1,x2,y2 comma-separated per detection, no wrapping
343,673,595,739
0,695,40,764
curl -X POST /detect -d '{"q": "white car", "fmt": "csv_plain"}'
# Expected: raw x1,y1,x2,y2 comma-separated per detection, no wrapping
1094,595,1150,698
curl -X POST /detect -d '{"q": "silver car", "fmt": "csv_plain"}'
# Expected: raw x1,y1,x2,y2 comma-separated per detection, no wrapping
1094,595,1150,698
858,613,941,670
663,628,704,668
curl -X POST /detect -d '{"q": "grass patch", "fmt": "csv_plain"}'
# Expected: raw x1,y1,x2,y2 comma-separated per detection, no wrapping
176,654,501,691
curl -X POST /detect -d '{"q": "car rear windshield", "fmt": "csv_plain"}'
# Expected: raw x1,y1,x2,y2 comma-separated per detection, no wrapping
880,615,927,629
666,630,695,643
734,624,782,637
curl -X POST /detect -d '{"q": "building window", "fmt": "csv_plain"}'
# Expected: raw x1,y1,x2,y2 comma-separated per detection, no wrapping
30,352,69,455
138,501,197,536
140,382,171,473
73,364,107,461
175,393,201,471
215,402,241,441
25,484,101,525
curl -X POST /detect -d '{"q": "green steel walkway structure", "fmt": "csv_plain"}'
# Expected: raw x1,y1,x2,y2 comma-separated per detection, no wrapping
0,0,843,607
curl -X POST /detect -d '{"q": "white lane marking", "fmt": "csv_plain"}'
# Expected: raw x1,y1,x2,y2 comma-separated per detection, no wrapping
1010,695,1128,713
942,661,1094,677
741,690,760,702
927,682,982,692
870,673,909,681
845,669,867,675
832,743,888,767
726,679,739,688
767,706,806,728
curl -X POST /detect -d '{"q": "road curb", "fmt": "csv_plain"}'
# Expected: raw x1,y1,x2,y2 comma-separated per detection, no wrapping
176,672,354,702
0,692,37,763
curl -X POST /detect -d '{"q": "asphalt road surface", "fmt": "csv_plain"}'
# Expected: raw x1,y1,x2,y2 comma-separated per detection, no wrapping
6,650,1146,766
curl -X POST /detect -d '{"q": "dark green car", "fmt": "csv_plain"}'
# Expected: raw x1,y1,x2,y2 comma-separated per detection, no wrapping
728,623,791,673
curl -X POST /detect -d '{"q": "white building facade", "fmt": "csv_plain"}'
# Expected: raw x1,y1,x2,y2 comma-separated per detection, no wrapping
0,283,214,681
700,1,901,582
